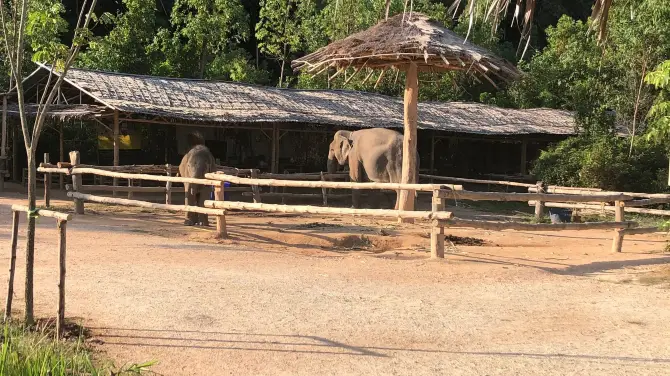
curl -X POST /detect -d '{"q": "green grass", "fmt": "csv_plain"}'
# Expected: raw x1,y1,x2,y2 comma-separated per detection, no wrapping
0,321,154,376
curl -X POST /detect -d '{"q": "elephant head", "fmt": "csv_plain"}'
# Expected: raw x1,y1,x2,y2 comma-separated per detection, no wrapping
327,130,353,173
187,132,206,149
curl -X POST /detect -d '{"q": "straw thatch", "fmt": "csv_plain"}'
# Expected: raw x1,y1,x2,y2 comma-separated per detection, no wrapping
6,104,107,120
292,13,519,84
46,67,571,136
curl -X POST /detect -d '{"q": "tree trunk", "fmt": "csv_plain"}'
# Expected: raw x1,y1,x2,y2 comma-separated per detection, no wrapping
24,150,36,326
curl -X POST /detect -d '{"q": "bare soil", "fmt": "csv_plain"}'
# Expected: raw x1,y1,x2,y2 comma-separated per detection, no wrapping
1,186,670,375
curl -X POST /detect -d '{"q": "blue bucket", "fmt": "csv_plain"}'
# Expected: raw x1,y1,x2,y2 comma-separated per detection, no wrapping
210,182,231,200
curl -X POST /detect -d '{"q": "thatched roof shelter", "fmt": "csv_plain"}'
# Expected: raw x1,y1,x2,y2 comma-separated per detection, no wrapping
293,12,520,220
292,12,519,85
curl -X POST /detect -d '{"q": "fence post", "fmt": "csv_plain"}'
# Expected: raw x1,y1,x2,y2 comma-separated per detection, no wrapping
251,169,261,203
614,200,625,222
4,210,19,321
430,189,446,259
214,184,227,238
165,164,172,205
56,219,67,338
320,171,328,206
611,228,625,253
69,151,84,214
127,179,133,200
534,181,545,222
43,153,51,207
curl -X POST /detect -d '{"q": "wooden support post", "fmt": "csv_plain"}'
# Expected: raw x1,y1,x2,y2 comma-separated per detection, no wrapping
611,228,625,253
214,185,227,238
12,121,17,182
614,201,625,222
250,169,261,203
127,179,133,199
534,181,545,222
43,153,51,207
69,151,84,214
112,110,120,197
4,210,19,321
430,190,446,259
56,219,67,338
520,139,528,175
165,164,172,205
429,134,436,183
59,122,64,190
320,171,328,206
271,124,278,174
398,62,418,223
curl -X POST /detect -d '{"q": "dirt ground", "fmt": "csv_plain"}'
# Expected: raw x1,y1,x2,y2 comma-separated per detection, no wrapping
1,186,670,375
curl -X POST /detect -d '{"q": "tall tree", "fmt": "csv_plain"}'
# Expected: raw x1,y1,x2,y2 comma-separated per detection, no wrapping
79,0,156,74
0,0,98,325
150,0,250,79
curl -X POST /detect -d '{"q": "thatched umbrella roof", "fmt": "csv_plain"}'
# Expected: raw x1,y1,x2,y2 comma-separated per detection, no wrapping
292,12,519,84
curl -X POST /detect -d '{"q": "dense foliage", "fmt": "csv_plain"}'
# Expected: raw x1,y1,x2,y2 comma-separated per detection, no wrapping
3,0,670,192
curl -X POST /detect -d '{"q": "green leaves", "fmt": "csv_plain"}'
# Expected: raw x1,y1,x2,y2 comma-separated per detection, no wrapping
644,60,670,143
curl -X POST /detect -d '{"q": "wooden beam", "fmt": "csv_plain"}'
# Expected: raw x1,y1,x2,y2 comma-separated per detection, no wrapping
43,153,51,206
398,61,419,223
69,151,84,214
67,191,227,216
11,205,73,221
431,191,446,258
438,189,633,203
113,110,120,196
205,200,454,221
56,219,67,338
440,218,638,231
421,174,536,188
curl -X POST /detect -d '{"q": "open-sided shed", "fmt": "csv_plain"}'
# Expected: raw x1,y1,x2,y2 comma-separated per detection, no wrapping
0,64,575,184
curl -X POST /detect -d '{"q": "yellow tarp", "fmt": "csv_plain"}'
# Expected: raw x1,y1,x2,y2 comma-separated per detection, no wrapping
98,134,141,150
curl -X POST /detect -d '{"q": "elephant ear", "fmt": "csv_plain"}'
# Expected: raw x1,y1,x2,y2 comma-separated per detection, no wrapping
340,137,353,161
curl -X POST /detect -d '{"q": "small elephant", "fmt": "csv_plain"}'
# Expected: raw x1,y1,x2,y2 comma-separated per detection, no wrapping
179,133,216,226
327,128,418,209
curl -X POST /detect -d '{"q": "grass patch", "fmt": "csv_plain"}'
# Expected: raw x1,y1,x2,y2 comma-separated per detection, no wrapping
0,320,155,375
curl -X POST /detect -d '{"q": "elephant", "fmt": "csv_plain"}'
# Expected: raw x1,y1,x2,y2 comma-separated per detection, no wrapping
327,128,419,209
179,132,216,226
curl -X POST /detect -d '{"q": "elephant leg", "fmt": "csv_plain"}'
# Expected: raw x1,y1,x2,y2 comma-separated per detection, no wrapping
394,190,400,210
184,183,196,226
197,186,209,226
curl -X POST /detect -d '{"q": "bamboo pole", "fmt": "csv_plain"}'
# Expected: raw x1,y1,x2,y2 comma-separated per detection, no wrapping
38,166,223,186
206,172,462,192
205,200,454,221
69,152,84,214
43,153,51,207
530,202,670,216
398,61,419,223
419,174,536,188
439,190,633,203
68,192,226,216
430,190,446,259
440,218,638,231
56,219,67,338
10,205,72,221
214,185,227,238
4,210,19,321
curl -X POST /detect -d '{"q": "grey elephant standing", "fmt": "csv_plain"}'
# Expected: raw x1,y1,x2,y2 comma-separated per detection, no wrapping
179,132,216,226
327,128,418,209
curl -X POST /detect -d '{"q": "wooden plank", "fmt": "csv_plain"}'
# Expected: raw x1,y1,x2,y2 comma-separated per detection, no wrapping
206,173,463,192
68,192,226,216
439,189,633,203
11,205,72,221
4,210,19,321
398,61,419,222
440,218,638,231
205,200,454,221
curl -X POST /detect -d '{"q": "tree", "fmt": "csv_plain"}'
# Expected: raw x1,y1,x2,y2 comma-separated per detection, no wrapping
79,0,156,74
0,0,98,325
255,0,317,87
644,60,670,142
149,0,250,79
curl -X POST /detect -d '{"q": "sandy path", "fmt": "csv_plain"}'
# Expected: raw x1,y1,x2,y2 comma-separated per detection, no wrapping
0,192,669,375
